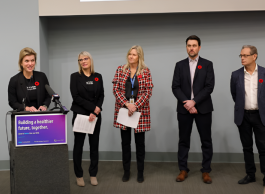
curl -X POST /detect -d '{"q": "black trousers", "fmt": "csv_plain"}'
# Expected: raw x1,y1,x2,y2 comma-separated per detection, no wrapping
120,127,145,172
237,110,265,178
72,112,101,177
177,112,213,173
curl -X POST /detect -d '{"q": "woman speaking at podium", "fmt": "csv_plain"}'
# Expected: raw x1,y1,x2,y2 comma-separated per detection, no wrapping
8,47,51,112
70,51,104,187
112,45,153,183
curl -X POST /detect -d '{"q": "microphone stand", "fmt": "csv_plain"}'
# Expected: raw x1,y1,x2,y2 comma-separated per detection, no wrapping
50,102,60,111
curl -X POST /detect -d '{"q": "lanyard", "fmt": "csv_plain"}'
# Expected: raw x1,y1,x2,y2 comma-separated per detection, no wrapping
129,67,138,96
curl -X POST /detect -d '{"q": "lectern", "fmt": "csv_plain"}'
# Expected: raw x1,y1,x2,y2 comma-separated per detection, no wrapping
9,110,70,194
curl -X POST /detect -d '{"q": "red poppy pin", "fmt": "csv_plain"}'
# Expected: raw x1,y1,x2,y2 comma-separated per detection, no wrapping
95,77,99,81
198,65,202,69
138,75,142,79
259,79,263,83
35,81,39,86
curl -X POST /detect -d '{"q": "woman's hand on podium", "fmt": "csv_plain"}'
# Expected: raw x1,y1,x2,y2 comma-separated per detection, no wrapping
38,106,47,111
25,106,38,112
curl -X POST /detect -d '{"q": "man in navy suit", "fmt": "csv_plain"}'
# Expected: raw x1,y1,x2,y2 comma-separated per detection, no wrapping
172,35,215,184
231,45,265,185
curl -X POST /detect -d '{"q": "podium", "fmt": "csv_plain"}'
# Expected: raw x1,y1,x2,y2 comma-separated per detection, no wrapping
9,110,70,194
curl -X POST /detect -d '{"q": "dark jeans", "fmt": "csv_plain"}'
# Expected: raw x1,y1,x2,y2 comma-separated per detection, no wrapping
72,112,101,177
120,127,145,173
237,110,265,178
177,112,213,173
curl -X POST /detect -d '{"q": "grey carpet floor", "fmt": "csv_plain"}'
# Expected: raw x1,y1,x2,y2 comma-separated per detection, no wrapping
1,161,264,194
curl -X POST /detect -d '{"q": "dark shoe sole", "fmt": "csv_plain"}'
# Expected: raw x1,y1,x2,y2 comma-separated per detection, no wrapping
203,180,212,184
238,180,256,184
137,179,144,183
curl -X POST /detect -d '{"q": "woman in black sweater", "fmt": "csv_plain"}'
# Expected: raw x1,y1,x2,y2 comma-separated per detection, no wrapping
8,47,51,112
70,51,104,187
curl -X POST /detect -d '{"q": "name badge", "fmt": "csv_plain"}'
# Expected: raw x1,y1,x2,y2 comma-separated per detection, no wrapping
86,81,93,85
129,98,134,104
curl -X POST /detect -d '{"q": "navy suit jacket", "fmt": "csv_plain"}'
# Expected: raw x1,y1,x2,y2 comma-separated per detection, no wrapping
230,65,265,126
172,57,215,114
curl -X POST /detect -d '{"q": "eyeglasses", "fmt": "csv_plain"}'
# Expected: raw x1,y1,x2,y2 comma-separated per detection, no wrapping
239,54,253,58
78,57,90,62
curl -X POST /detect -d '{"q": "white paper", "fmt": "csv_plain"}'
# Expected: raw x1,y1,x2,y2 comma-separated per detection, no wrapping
73,114,98,134
117,108,141,128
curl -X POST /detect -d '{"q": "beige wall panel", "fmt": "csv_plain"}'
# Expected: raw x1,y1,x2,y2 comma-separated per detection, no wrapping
39,0,265,16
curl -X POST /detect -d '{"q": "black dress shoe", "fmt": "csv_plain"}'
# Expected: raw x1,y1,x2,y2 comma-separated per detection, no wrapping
238,175,256,184
137,172,144,183
122,171,130,182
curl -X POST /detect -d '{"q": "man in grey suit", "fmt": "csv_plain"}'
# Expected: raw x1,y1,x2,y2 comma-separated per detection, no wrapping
230,45,265,185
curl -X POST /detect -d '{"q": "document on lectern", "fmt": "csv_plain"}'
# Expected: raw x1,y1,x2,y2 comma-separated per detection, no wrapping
117,108,141,128
73,114,98,134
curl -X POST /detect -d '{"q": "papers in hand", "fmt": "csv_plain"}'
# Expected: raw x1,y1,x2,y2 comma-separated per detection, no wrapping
73,114,98,134
117,108,141,128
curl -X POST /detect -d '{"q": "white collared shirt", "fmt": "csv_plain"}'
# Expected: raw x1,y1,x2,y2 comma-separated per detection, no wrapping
244,64,258,110
189,56,199,99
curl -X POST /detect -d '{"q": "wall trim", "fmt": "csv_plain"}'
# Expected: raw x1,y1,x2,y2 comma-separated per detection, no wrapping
0,152,259,170
68,151,259,163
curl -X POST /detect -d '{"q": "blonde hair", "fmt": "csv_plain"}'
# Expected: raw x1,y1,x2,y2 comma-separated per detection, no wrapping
18,47,37,71
78,51,95,74
123,45,147,75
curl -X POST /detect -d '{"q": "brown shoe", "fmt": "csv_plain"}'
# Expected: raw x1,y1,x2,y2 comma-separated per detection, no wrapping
90,177,98,186
76,177,85,187
202,172,212,184
176,170,188,182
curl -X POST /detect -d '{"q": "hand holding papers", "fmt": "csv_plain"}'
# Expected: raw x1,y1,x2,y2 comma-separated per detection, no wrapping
73,114,98,134
117,108,141,128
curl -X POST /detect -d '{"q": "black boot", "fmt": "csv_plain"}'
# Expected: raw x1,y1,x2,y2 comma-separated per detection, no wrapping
137,171,144,183
238,175,256,184
122,171,130,182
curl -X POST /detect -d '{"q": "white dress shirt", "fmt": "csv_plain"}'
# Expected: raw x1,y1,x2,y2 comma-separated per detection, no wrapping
244,64,258,110
189,56,199,99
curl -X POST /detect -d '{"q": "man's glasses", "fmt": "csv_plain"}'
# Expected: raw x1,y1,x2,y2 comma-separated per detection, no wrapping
239,54,253,58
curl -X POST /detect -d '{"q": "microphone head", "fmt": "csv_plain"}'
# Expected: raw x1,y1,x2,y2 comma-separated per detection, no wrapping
45,84,56,97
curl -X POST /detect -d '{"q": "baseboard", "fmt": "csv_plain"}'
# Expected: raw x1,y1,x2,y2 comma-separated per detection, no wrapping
68,151,259,163
0,152,259,171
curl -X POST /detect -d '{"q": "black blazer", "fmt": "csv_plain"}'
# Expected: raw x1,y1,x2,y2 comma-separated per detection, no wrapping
231,65,265,126
8,71,51,111
172,57,215,114
70,72,104,116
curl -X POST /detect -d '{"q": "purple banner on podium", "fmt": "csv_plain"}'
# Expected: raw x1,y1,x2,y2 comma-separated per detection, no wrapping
15,114,67,147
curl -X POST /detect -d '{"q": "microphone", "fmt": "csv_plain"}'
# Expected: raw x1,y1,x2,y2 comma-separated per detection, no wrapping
45,84,69,114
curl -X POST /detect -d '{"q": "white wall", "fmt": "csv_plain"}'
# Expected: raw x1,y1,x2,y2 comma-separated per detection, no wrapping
46,12,265,154
0,0,40,162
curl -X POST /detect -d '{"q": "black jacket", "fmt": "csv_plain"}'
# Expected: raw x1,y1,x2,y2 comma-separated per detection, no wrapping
231,65,265,126
172,57,215,114
8,71,51,111
70,72,104,116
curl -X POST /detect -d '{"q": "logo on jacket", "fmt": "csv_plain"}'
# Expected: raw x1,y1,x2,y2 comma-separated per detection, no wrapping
86,81,93,85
